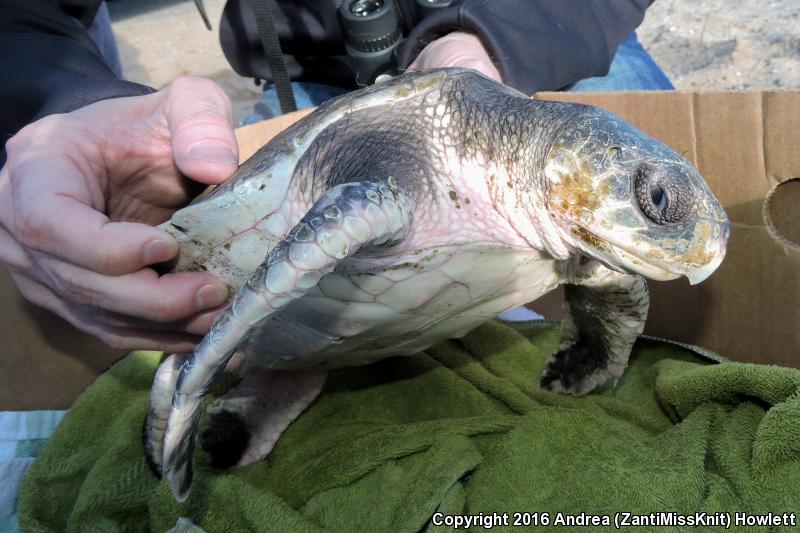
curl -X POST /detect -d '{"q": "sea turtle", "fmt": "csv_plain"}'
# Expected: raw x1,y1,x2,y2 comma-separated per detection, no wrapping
143,68,729,501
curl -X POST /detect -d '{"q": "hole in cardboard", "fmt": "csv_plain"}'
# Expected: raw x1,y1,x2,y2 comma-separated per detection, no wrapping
763,178,800,249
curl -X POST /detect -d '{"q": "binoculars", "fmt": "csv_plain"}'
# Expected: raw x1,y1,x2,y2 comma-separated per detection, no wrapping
338,0,454,84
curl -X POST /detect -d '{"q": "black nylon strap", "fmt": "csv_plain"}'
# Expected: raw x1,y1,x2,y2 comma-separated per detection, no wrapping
250,0,297,114
192,0,212,31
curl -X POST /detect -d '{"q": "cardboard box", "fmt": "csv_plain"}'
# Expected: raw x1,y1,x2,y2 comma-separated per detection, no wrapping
1,91,797,410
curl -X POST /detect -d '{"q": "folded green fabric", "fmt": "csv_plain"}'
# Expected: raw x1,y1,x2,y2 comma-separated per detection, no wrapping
18,322,800,532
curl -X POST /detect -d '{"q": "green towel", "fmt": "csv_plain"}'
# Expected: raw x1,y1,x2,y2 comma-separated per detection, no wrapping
17,322,800,532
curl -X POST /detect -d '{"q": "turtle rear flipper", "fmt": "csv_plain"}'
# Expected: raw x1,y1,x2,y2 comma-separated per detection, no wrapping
540,259,649,396
155,178,414,501
201,369,327,468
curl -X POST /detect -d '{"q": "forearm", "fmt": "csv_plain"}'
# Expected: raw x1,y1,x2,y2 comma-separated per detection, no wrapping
396,0,653,94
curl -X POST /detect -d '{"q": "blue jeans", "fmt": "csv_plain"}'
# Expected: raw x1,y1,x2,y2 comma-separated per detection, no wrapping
87,2,123,78
569,33,673,92
244,32,673,124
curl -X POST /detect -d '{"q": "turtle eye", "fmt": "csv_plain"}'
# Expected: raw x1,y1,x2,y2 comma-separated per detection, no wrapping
635,165,693,225
650,182,667,212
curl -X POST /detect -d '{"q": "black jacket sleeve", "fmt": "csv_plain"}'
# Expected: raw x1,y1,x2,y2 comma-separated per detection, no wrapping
395,0,654,94
0,0,153,154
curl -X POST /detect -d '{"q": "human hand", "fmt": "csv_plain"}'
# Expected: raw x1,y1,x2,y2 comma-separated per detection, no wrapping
407,32,501,82
0,77,239,352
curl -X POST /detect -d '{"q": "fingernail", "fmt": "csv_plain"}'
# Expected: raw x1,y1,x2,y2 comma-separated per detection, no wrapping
144,239,174,264
196,284,227,309
187,142,238,165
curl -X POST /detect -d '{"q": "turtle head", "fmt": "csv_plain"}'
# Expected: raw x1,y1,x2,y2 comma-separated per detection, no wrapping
543,107,729,284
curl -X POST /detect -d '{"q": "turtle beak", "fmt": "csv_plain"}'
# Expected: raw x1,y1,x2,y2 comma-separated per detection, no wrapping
685,220,730,285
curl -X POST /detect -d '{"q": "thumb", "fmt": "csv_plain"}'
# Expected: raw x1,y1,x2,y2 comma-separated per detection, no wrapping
163,76,239,185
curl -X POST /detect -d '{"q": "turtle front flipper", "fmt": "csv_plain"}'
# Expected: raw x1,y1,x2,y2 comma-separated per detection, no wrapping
540,258,649,396
159,177,413,501
143,353,190,477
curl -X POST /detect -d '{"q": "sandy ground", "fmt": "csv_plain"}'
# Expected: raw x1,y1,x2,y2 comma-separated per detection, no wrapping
638,0,800,90
109,0,800,124
109,0,263,123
